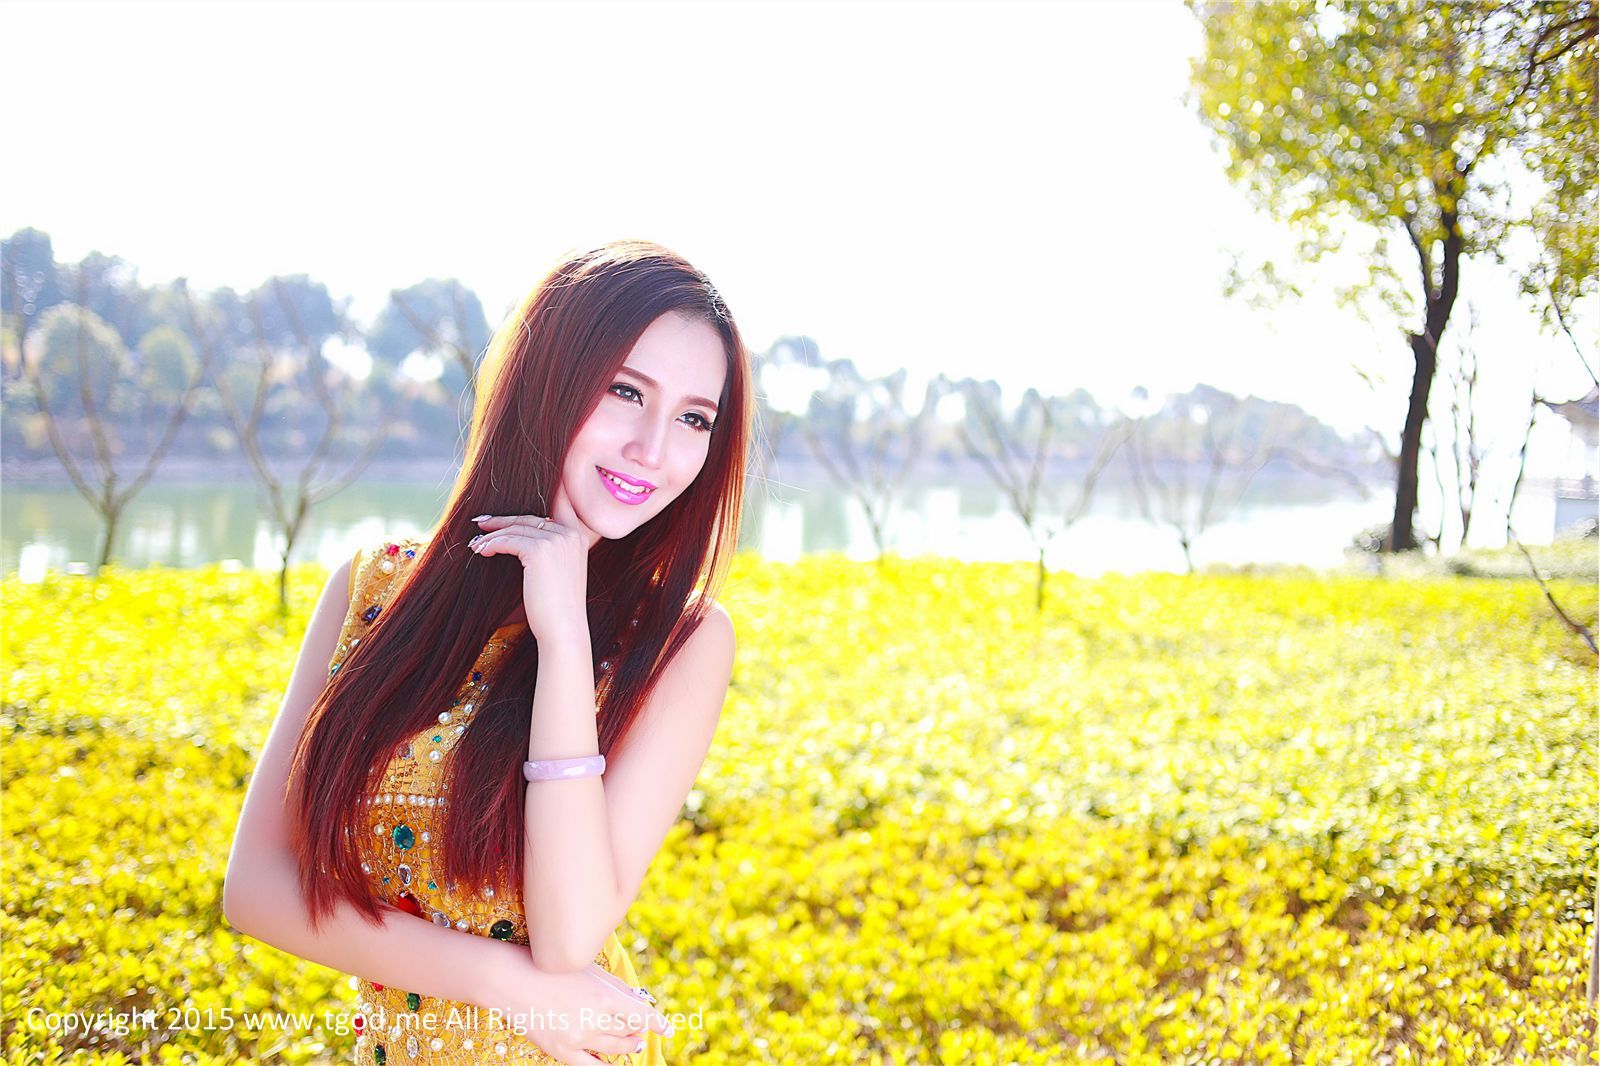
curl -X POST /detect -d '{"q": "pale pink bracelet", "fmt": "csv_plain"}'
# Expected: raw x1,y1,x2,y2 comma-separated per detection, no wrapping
523,755,606,782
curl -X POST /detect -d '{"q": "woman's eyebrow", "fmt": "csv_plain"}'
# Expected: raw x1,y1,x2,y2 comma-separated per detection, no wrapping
616,366,719,413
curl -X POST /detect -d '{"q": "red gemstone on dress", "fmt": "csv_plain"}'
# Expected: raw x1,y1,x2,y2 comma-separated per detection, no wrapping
386,543,399,555
353,1014,365,1033
395,891,424,918
372,984,385,992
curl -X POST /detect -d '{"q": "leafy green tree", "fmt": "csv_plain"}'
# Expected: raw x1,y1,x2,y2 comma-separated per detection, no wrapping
1187,0,1597,551
19,270,211,569
368,278,492,428
0,228,65,388
181,276,388,612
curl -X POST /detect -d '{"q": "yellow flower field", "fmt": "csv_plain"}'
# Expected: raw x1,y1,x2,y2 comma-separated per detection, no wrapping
2,554,1596,1064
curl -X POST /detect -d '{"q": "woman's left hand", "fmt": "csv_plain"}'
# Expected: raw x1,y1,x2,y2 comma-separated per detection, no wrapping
469,489,589,645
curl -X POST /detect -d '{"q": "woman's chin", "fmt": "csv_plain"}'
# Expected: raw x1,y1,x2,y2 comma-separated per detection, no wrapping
579,495,668,541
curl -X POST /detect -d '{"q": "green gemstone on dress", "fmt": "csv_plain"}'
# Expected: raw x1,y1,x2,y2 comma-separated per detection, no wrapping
428,880,437,890
489,919,515,940
406,992,421,1011
432,735,442,742
392,824,414,850
373,1045,386,1065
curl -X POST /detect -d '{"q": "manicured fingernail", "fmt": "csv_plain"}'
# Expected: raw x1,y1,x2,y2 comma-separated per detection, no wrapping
634,1038,645,1053
471,514,490,522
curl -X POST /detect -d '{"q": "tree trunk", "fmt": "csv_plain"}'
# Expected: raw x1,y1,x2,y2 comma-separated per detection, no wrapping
1036,546,1046,613
1588,864,1598,1007
1391,192,1462,552
97,510,119,572
1391,333,1439,552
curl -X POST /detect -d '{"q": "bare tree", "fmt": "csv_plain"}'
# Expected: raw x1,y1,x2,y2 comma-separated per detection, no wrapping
957,381,1130,609
19,267,213,569
182,278,389,613
802,365,937,563
1416,302,1491,554
1124,391,1295,574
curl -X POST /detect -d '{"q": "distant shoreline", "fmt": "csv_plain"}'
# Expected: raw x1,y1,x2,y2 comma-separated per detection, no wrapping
1,452,1394,487
0,455,466,485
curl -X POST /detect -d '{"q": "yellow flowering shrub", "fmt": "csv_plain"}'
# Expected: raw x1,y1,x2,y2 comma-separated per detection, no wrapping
2,554,1595,1063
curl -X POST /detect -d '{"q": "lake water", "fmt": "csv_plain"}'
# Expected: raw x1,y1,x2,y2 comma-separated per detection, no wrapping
1,459,1447,581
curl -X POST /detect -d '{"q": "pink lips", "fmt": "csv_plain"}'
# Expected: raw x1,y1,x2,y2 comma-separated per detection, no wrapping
596,465,656,505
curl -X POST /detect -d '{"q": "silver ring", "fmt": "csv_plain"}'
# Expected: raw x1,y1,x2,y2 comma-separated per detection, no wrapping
632,986,656,1004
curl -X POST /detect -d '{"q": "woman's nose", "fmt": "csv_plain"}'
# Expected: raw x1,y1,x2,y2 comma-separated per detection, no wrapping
623,417,668,468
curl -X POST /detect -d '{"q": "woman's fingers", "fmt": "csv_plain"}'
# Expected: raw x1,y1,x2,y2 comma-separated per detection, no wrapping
550,1030,646,1066
470,515,580,554
470,515,566,531
588,1029,650,1058
469,524,562,556
585,966,672,1035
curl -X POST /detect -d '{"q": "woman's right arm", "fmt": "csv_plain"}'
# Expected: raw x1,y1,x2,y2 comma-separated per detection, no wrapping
221,556,672,1061
220,555,527,1007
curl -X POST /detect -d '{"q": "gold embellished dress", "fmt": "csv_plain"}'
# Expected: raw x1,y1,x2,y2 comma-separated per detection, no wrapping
331,536,667,1066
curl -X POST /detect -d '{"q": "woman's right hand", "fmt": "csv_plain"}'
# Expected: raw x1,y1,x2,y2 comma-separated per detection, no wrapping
488,945,674,1065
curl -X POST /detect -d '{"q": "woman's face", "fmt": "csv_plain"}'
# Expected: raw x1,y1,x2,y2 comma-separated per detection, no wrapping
554,311,729,548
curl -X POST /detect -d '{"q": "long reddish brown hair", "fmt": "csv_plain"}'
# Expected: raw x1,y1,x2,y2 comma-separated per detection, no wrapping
286,240,753,930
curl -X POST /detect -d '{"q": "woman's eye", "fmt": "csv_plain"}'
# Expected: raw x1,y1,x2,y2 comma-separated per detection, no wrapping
611,383,714,432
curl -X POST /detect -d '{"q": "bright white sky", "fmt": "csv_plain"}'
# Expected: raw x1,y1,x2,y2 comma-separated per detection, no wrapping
2,0,1594,486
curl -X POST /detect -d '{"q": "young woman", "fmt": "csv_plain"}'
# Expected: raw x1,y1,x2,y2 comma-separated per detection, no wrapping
223,240,753,1065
